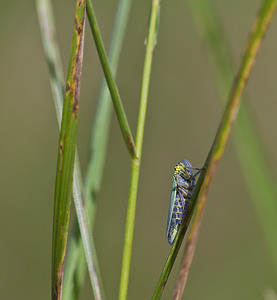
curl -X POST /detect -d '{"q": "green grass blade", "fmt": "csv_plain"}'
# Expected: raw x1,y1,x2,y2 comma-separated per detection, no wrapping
63,0,133,299
118,1,161,299
152,1,277,299
86,0,137,159
36,1,104,299
51,1,86,299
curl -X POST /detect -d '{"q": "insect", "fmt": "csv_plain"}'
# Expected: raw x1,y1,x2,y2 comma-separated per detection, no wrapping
166,159,203,245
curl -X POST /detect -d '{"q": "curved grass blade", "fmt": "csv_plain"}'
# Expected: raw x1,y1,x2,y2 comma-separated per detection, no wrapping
62,0,133,299
118,1,161,299
51,1,86,299
152,1,277,299
187,0,277,272
86,0,137,159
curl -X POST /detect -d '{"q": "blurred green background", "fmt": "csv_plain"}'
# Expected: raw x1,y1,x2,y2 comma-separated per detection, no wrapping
1,0,277,299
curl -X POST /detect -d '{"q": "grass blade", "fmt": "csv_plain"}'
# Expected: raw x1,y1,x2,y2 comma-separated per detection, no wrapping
118,1,161,299
63,0,133,298
86,0,137,159
72,170,103,300
187,0,277,270
37,1,104,299
51,1,86,299
36,0,65,121
37,0,103,298
152,1,277,299
171,1,277,298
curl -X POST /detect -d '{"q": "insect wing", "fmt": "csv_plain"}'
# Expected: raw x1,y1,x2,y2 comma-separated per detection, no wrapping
166,176,177,237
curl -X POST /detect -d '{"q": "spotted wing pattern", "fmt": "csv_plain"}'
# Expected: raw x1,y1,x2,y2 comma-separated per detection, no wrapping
166,159,202,245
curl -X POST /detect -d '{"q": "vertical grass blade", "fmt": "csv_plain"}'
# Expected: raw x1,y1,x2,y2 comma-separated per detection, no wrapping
187,0,277,272
72,171,104,300
118,1,161,299
86,0,137,159
37,1,104,299
36,0,65,121
63,0,133,299
152,1,277,299
51,1,86,299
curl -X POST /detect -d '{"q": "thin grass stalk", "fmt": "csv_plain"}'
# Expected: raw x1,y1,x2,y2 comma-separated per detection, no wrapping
171,1,277,298
187,0,277,270
172,1,277,298
36,1,104,298
153,1,277,299
86,0,137,159
36,0,65,118
72,168,104,300
63,0,133,299
118,1,161,299
51,1,86,299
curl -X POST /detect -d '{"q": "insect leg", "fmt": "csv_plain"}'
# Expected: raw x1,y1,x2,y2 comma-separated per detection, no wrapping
191,167,205,180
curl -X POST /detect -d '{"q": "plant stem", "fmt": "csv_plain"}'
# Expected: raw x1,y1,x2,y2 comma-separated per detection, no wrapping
86,0,137,159
118,1,161,299
63,0,133,298
152,0,277,298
